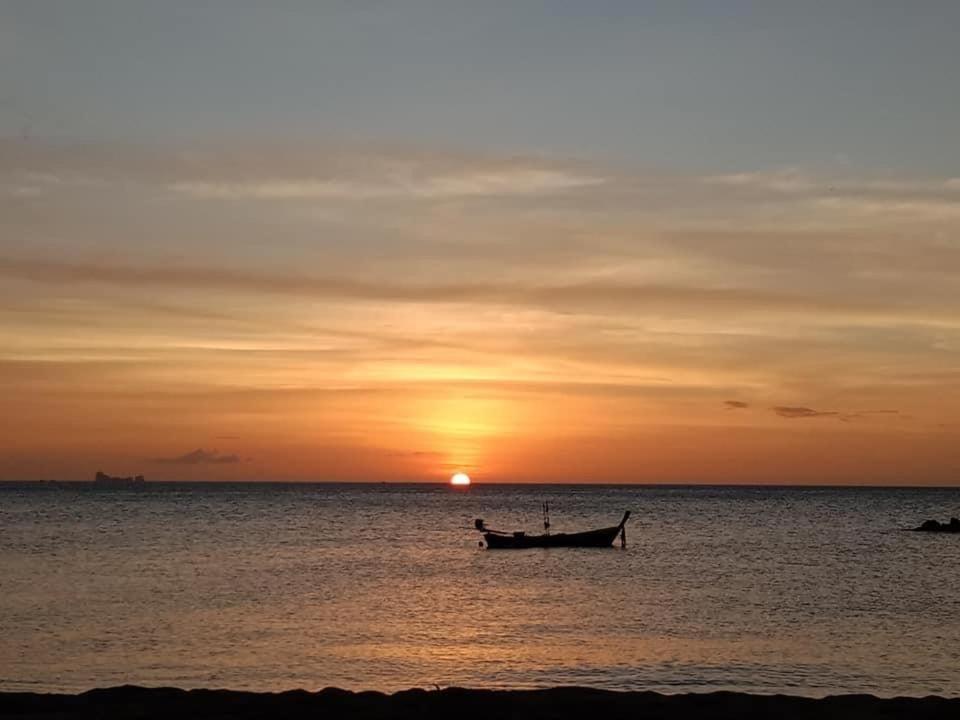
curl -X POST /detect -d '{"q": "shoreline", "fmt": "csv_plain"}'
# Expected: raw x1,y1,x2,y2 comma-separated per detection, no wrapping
2,686,958,719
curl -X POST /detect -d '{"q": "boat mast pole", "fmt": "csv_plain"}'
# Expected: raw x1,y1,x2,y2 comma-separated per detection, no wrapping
543,502,550,534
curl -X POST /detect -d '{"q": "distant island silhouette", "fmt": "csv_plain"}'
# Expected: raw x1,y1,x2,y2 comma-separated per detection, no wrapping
94,471,145,486
911,517,960,533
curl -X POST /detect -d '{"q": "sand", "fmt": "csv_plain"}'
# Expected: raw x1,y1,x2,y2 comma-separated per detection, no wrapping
2,685,959,719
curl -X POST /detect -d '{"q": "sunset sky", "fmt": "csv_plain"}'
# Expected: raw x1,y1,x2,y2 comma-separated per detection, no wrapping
2,2,959,483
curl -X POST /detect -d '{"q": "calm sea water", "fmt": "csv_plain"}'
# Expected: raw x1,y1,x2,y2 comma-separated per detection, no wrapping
2,482,959,697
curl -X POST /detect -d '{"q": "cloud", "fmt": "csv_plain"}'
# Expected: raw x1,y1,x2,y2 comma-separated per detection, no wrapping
844,410,902,421
705,169,960,198
706,168,817,194
771,406,902,422
772,406,839,419
814,196,960,221
171,169,603,200
150,448,240,464
6,255,958,327
703,168,960,223
384,450,444,458
724,400,749,409
5,139,958,227
1,138,603,201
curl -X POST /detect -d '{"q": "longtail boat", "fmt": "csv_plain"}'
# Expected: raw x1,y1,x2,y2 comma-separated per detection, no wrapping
475,510,631,549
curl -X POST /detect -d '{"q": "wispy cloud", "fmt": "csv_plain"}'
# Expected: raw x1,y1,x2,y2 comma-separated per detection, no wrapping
1,139,603,201
724,400,749,409
705,169,960,197
706,168,818,194
150,448,240,464
814,196,960,221
4,255,960,328
771,406,901,422
704,168,960,222
384,450,444,458
772,406,839,419
172,169,603,200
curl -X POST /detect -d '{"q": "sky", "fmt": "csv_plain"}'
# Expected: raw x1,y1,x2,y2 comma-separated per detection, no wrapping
2,2,959,483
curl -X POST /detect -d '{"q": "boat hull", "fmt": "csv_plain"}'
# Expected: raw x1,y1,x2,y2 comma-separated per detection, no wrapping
483,525,622,549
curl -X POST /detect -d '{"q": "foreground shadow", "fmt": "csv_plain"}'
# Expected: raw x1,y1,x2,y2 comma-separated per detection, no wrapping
2,686,959,720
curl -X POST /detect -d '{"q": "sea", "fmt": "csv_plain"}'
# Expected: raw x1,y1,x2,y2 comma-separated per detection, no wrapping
2,482,959,697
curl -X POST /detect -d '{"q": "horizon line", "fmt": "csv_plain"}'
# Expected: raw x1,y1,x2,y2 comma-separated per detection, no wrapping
3,479,959,490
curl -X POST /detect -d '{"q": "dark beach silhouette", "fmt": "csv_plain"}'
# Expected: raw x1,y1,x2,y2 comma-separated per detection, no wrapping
2,685,958,720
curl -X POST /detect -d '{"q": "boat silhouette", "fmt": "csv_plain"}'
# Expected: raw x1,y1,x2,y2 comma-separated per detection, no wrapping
475,509,630,549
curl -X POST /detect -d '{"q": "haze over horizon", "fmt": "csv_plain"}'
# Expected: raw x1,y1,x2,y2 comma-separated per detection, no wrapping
2,2,959,484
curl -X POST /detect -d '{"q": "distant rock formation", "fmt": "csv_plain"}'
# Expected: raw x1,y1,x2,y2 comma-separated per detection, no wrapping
912,517,960,533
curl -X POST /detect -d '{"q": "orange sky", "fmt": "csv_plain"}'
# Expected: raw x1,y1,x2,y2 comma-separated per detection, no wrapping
2,141,959,484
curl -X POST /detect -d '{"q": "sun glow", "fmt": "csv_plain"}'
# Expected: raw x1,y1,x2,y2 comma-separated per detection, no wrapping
450,472,471,486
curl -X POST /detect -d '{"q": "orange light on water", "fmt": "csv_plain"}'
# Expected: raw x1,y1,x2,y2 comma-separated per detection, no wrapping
450,472,471,486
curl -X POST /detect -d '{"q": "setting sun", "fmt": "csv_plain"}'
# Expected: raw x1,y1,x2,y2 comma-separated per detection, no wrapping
450,472,471,486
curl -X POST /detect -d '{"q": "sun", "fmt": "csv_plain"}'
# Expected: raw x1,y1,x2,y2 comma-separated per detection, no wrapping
450,472,471,486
